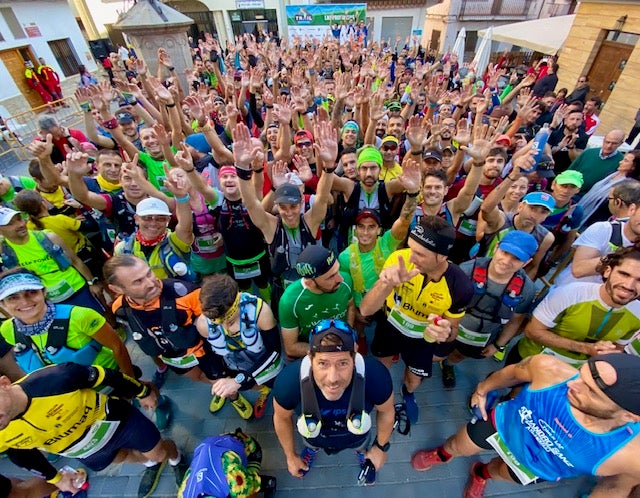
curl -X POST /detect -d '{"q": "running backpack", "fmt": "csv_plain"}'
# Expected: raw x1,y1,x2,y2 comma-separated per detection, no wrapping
0,230,71,271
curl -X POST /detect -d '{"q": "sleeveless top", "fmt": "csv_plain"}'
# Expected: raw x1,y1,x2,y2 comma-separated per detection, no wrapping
495,376,640,481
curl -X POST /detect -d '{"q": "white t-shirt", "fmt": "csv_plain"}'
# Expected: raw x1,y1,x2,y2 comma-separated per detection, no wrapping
554,221,631,287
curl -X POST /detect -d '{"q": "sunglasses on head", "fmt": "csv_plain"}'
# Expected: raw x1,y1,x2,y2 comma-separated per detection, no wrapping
309,319,357,343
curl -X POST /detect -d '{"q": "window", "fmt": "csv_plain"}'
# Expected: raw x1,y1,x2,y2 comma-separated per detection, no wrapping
0,8,25,39
48,39,80,77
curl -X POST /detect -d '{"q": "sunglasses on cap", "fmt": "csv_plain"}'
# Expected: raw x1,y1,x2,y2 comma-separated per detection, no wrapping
309,319,357,344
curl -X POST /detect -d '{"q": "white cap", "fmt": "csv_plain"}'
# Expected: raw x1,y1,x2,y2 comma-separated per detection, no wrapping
135,198,171,217
0,207,20,226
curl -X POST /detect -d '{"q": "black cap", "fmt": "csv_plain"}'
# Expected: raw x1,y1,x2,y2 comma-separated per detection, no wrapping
295,245,336,278
588,354,640,415
536,154,555,178
274,184,302,205
422,148,442,162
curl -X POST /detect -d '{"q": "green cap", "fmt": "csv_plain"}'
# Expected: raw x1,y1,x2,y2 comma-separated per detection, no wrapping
554,170,584,188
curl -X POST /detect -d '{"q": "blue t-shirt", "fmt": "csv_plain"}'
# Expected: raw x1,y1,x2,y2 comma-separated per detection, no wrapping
273,356,393,450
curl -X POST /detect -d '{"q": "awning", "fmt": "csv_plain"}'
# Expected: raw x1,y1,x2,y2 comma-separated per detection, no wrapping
478,15,576,55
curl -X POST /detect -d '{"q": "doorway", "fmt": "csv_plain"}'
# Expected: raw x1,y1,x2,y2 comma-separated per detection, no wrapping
0,47,42,109
587,40,633,103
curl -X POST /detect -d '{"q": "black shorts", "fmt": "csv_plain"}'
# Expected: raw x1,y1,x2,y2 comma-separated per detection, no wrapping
505,341,524,366
433,340,488,360
371,319,436,377
0,475,10,498
80,399,162,471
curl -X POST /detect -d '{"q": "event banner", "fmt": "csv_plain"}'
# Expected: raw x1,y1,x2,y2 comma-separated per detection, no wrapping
286,4,366,40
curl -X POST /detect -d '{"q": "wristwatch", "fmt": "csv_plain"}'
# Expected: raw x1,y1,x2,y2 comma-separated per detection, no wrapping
373,438,390,452
234,373,246,384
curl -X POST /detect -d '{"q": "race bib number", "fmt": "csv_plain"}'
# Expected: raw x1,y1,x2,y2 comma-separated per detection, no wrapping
486,432,538,485
252,352,283,385
161,353,199,369
58,420,120,459
194,233,222,254
46,279,75,302
457,324,491,348
233,261,261,279
388,306,428,340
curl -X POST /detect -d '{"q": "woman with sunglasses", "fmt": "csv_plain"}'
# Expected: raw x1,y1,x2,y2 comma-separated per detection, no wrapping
196,274,281,421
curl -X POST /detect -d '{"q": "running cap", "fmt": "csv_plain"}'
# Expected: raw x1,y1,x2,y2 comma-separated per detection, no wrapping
296,245,336,279
185,133,212,154
0,207,20,226
495,134,512,147
386,101,402,112
0,272,44,301
380,135,399,147
274,184,302,205
357,146,383,168
498,230,538,262
522,191,555,211
536,154,555,179
136,198,171,217
355,208,381,226
588,354,640,415
294,130,314,145
409,217,456,255
422,148,442,162
309,319,356,353
554,170,584,188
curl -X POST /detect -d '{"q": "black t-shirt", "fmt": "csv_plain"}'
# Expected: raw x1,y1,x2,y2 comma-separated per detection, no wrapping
273,356,393,449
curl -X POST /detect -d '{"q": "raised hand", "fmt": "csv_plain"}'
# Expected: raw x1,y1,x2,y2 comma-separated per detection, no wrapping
64,150,91,175
174,142,195,171
405,115,430,150
292,154,312,182
28,134,53,160
134,58,147,76
453,119,472,146
398,159,420,194
231,123,260,170
164,164,190,198
152,122,172,147
271,160,289,188
313,120,338,166
273,95,293,125
379,254,420,287
183,95,206,123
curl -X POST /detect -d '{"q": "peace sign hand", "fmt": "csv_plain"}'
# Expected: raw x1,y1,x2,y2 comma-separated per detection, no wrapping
379,254,420,287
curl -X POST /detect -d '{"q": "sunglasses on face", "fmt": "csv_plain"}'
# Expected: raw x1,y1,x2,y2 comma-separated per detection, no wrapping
139,215,170,222
297,141,313,148
382,145,398,151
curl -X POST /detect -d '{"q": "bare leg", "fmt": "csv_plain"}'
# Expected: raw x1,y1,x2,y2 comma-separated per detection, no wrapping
377,355,393,369
593,475,640,498
403,369,422,393
9,477,58,498
111,439,178,465
442,425,485,457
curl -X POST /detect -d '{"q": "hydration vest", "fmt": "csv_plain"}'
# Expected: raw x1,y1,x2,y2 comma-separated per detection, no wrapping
269,215,317,281
469,258,526,323
120,232,198,282
1,230,71,271
109,192,137,239
12,304,102,372
344,181,393,229
206,294,282,385
116,281,201,358
297,353,371,439
348,240,386,293
608,220,623,251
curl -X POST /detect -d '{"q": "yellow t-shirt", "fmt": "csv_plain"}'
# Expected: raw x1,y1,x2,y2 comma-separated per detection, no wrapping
27,215,87,253
379,162,403,182
382,248,473,339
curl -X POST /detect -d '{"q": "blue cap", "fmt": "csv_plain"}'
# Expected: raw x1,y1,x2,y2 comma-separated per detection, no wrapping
522,191,555,211
498,230,539,262
185,133,211,154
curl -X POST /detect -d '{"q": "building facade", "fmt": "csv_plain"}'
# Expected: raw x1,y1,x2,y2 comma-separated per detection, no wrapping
422,0,575,56
0,1,97,113
555,0,640,135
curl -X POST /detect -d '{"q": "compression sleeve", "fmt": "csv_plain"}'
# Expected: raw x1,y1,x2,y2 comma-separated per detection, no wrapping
7,448,58,481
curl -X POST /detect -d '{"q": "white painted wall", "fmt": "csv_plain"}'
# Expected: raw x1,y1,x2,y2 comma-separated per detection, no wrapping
0,1,97,100
370,7,427,44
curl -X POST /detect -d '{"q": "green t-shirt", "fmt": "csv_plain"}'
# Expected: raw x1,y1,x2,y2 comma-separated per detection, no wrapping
519,282,640,364
138,147,177,194
338,229,401,306
1,176,36,208
0,305,115,370
278,271,353,341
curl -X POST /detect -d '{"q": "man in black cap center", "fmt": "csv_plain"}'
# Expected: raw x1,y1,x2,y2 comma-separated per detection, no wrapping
278,245,355,359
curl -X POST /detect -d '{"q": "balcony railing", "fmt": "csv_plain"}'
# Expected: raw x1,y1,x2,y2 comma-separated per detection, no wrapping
459,0,534,19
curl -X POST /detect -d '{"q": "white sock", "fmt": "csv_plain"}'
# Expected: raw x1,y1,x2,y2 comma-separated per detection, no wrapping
143,460,158,467
168,451,182,466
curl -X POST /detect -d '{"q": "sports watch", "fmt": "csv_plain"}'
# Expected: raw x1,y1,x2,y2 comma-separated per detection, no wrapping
373,438,390,452
234,373,246,384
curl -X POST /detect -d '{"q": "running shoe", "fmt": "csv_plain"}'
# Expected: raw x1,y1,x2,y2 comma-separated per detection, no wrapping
464,462,488,498
402,385,419,424
356,455,376,486
152,368,169,389
253,386,270,419
259,475,277,498
209,394,226,414
171,454,190,487
411,448,446,471
137,461,166,498
440,361,456,389
299,447,320,476
231,393,253,420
